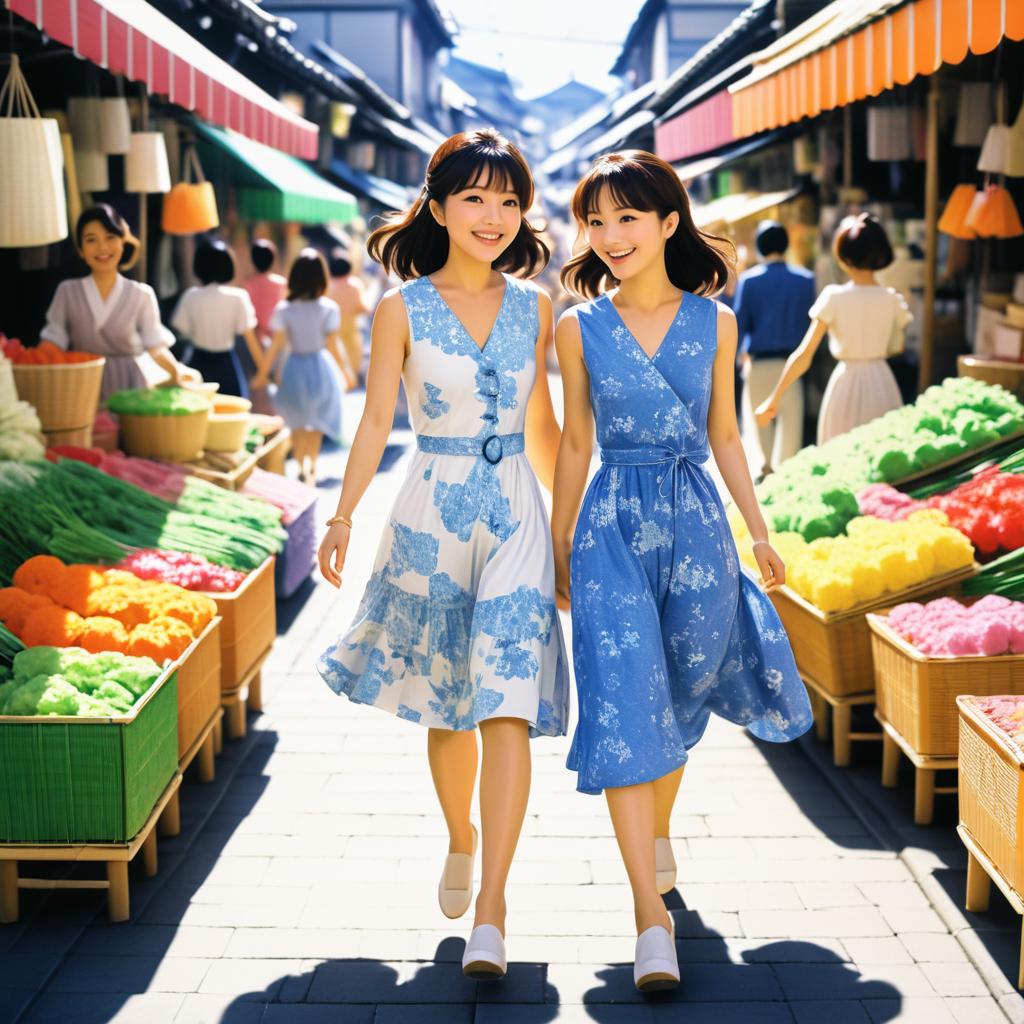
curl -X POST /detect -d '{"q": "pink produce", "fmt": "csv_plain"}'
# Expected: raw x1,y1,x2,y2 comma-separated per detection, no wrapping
119,549,245,593
857,484,925,521
975,696,1024,751
883,596,1024,657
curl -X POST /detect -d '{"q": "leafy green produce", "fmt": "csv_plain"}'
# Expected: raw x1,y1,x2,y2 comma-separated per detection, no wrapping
107,387,210,416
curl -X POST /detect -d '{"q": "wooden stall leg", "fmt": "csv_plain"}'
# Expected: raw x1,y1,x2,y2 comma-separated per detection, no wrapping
246,671,263,714
1018,919,1024,990
213,717,223,755
913,768,936,826
881,731,900,788
106,861,130,921
142,830,158,878
965,851,992,912
809,689,829,741
197,732,216,784
226,699,247,740
0,861,19,924
832,704,852,767
159,789,181,838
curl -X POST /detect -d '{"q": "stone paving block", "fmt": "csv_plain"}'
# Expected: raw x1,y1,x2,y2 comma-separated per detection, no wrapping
795,883,870,909
475,1006,653,1024
474,963,551,1003
0,989,35,1022
163,903,306,929
0,923,83,958
740,908,893,939
862,997,958,1022
197,958,303,999
857,883,932,909
946,996,1014,1023
772,963,936,1001
81,925,233,959
45,955,210,994
679,882,804,912
0,954,61,991
899,933,970,963
307,960,478,1003
261,1006,375,1024
684,837,756,860
377,1006,475,1024
670,909,744,939
649,1006,796,1024
22,992,186,1023
880,907,949,934
224,927,425,961
919,961,992,997
734,938,849,963
840,938,915,965
791,1001,871,1023
173,993,268,1023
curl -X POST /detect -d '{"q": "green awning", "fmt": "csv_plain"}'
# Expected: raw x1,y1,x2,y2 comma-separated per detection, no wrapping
193,120,359,225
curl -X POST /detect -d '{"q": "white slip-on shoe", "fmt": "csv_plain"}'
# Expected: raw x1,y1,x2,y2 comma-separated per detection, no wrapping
634,924,680,992
438,825,477,919
655,837,677,895
462,923,507,979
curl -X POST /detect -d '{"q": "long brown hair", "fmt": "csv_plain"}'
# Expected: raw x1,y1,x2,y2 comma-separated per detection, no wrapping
367,128,549,280
560,151,734,300
287,248,329,301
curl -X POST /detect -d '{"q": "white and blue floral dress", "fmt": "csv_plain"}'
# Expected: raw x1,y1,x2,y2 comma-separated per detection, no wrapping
567,291,813,794
317,274,570,736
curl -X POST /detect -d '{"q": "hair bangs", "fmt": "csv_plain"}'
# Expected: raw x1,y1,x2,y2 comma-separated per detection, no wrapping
445,145,531,208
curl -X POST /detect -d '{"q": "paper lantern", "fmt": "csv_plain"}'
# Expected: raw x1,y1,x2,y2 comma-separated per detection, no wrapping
67,97,103,150
867,107,912,162
964,185,1024,239
74,149,109,193
0,56,68,247
162,146,218,234
954,83,992,147
125,132,171,193
99,97,131,154
978,125,1011,174
1007,101,1024,177
937,184,978,239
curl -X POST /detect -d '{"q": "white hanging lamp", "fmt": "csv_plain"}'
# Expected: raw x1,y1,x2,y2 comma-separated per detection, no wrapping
74,149,110,193
99,96,132,154
125,132,171,193
67,96,103,150
0,55,68,247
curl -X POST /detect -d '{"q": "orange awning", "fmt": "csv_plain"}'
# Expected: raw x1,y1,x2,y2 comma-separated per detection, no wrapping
730,0,1024,139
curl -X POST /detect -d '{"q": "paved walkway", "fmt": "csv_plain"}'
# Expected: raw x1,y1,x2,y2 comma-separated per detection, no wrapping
1,398,1018,1023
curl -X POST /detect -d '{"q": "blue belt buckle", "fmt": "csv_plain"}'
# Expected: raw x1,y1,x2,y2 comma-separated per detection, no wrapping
482,434,503,464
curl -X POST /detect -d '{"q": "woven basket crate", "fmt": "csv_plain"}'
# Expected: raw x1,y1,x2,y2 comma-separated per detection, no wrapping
12,358,104,431
118,408,209,462
0,670,178,843
43,424,93,448
958,355,1024,400
769,564,978,697
199,558,275,690
173,617,222,761
869,614,1024,757
957,696,1024,895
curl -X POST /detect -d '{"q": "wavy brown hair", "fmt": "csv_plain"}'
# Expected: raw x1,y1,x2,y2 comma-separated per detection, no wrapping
367,128,549,280
560,151,734,300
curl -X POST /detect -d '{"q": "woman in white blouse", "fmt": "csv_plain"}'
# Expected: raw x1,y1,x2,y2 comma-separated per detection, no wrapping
171,240,261,398
41,204,193,402
756,213,913,444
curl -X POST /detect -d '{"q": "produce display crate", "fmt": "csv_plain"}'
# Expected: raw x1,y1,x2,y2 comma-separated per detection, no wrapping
959,354,1024,400
185,426,290,491
890,426,1024,491
12,358,104,431
119,408,209,462
0,670,178,844
869,612,1024,757
43,424,93,448
173,616,223,763
769,563,978,699
956,695,1024,987
276,492,318,600
198,557,275,691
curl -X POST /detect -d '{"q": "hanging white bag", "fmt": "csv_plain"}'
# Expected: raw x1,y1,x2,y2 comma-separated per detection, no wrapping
0,55,68,248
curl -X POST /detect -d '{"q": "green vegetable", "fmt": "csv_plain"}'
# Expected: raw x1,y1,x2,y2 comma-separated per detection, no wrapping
107,387,210,416
0,622,23,668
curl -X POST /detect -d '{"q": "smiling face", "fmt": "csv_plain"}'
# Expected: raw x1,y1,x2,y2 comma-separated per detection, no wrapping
78,221,125,274
584,185,679,283
429,170,522,265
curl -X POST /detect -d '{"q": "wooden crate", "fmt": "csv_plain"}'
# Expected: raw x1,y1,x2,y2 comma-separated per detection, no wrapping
769,564,978,698
173,616,222,762
869,613,1024,757
959,354,1024,400
956,695,1024,986
198,556,275,690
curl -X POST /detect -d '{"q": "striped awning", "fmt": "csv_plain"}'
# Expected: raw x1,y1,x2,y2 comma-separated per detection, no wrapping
9,0,319,159
655,91,733,164
730,0,1024,139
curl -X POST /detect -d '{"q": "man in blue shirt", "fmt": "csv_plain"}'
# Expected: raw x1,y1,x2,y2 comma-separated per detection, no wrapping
734,221,816,476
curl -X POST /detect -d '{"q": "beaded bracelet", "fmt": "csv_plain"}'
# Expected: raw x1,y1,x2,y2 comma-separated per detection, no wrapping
326,514,353,529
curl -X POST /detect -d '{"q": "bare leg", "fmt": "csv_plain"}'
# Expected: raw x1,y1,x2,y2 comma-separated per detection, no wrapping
291,429,312,479
606,781,672,934
427,727,478,856
653,765,685,839
474,717,531,934
307,430,324,483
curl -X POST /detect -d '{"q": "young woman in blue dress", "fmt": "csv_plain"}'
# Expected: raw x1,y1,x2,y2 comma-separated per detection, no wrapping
551,151,812,991
316,129,569,979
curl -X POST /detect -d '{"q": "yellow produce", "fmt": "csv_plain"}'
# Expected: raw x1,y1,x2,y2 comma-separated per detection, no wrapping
731,510,973,612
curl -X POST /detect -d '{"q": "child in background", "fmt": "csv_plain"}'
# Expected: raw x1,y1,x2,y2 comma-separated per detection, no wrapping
756,213,912,444
255,249,349,484
171,240,260,398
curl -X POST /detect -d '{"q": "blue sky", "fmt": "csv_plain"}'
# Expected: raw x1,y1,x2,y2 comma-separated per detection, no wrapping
444,0,646,98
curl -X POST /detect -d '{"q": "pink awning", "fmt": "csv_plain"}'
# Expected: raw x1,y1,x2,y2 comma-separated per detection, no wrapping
10,0,319,159
655,91,734,164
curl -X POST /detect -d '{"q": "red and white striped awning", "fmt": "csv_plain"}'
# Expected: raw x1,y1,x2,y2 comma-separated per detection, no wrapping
655,90,733,165
9,0,319,159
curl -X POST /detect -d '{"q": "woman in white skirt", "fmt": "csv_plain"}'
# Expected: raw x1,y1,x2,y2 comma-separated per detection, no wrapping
755,213,912,445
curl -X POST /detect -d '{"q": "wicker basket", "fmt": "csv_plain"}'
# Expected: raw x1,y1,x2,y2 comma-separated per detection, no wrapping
869,613,1024,757
172,617,222,762
958,354,1024,400
199,557,275,690
769,564,978,697
12,358,105,431
118,408,209,461
43,424,93,448
957,695,1024,895
0,669,178,843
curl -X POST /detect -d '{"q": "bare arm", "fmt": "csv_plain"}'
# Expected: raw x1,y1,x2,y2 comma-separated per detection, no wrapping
242,328,263,372
550,310,595,608
326,329,357,388
524,290,561,492
254,330,287,388
149,346,197,383
318,290,407,587
755,318,828,426
708,304,784,590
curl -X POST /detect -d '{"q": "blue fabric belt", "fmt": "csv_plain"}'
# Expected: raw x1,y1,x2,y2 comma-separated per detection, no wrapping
600,444,709,498
418,432,525,465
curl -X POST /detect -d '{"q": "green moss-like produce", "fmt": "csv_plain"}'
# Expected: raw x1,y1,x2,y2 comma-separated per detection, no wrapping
107,387,210,417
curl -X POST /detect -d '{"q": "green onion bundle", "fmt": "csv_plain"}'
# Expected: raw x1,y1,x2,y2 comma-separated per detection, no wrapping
963,548,1024,599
